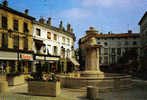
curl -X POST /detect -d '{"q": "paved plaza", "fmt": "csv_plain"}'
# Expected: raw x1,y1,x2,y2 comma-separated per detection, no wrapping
0,80,147,100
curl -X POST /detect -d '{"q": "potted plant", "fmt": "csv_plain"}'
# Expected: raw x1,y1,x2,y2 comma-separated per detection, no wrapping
27,72,61,97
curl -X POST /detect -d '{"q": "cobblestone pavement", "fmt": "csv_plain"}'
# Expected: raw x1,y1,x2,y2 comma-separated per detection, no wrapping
0,80,147,100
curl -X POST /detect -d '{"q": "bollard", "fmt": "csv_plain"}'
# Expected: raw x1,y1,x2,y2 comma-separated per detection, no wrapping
0,81,8,93
87,86,98,100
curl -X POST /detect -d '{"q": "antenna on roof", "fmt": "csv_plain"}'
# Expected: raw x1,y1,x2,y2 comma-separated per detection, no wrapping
128,24,130,30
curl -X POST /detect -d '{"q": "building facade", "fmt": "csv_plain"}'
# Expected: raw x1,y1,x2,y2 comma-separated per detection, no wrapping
139,11,147,58
79,28,141,68
138,11,147,73
0,1,35,73
96,30,141,65
32,17,77,73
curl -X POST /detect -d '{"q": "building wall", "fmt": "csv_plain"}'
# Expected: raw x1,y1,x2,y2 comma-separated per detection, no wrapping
0,9,33,51
96,35,141,65
32,23,74,58
140,14,147,56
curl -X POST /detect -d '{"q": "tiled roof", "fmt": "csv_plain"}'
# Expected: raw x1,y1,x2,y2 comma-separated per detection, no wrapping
95,33,140,38
138,11,147,25
0,4,35,20
33,21,76,40
80,33,140,43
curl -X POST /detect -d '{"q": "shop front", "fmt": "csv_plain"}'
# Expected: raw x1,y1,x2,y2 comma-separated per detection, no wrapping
0,51,17,73
45,56,60,73
34,55,45,73
19,53,33,73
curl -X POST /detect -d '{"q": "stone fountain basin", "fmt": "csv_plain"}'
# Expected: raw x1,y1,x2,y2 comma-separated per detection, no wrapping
57,73,132,91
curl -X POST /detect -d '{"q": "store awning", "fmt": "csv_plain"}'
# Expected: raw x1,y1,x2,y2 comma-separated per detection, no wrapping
0,51,17,60
46,57,59,61
69,58,80,66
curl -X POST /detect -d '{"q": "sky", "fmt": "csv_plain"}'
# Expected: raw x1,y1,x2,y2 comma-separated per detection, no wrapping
3,0,147,48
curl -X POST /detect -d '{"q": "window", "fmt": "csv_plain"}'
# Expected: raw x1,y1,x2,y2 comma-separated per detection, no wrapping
54,34,57,40
67,38,70,45
99,48,101,55
97,42,101,44
133,41,137,45
104,48,108,55
2,16,7,29
61,47,65,58
117,48,121,55
117,41,121,46
112,56,115,64
67,49,70,58
53,46,58,56
104,56,108,64
24,38,28,50
47,45,51,55
62,37,65,43
104,42,108,46
23,22,28,33
13,36,19,49
125,41,129,45
2,33,8,48
125,48,128,52
112,48,115,55
36,28,41,36
13,19,18,31
47,32,51,39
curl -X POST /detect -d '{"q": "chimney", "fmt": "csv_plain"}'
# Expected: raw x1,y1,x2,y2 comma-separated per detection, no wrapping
39,17,46,24
71,28,73,33
25,9,29,15
108,32,111,34
3,0,8,7
59,21,63,30
67,24,71,32
47,17,51,26
128,30,132,34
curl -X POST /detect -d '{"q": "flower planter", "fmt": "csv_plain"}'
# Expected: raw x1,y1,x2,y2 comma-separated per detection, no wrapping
7,74,25,86
28,81,61,97
0,74,6,81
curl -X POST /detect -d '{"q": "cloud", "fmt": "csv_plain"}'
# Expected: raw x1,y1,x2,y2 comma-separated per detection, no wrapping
60,8,92,20
80,0,136,8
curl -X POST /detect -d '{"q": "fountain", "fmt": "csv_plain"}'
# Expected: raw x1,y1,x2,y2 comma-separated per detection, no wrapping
58,27,132,90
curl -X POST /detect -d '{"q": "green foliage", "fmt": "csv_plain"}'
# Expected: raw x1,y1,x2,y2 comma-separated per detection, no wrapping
29,72,43,81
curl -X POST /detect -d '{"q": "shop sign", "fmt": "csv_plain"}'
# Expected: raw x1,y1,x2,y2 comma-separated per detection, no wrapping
48,61,55,63
45,57,59,61
20,54,33,60
36,56,44,60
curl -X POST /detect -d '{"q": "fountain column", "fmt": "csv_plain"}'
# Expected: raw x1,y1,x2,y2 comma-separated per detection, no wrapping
81,27,104,78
